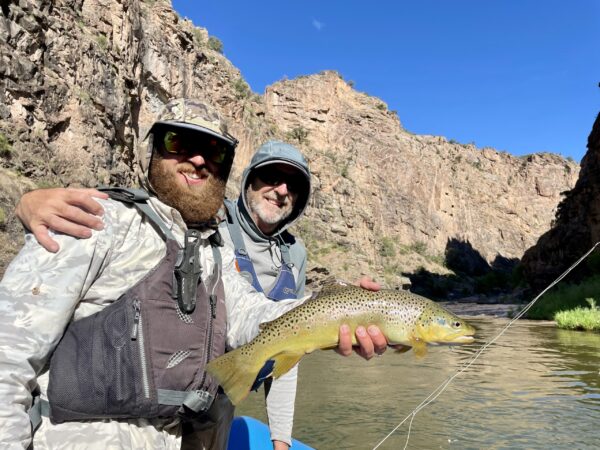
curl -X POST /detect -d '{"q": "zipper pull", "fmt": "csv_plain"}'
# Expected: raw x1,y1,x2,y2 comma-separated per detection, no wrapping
131,299,141,340
209,294,217,319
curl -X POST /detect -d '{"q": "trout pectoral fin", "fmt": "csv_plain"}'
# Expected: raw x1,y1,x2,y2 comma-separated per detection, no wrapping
272,352,304,379
410,339,428,358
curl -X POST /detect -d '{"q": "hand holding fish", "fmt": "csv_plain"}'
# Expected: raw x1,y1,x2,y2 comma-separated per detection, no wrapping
336,277,387,360
337,324,388,359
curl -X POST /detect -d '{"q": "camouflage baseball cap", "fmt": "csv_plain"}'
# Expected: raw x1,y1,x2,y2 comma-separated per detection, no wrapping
137,98,238,192
148,98,238,148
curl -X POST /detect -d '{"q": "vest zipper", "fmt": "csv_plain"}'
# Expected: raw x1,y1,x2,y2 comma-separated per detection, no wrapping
209,294,217,318
115,346,123,400
199,292,216,389
131,300,141,340
132,298,151,399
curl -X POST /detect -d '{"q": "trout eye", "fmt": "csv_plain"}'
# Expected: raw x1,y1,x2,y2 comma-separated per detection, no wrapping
453,321,461,328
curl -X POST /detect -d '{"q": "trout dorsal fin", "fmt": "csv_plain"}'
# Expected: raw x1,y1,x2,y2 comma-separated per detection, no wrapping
315,280,363,298
258,320,276,332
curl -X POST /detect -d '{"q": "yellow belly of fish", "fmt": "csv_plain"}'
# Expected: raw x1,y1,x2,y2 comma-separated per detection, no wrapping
207,310,418,405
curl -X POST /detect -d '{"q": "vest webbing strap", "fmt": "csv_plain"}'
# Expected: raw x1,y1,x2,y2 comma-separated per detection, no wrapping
157,389,215,413
98,187,176,241
28,388,214,427
29,395,49,432
134,202,176,241
279,239,292,266
211,241,222,268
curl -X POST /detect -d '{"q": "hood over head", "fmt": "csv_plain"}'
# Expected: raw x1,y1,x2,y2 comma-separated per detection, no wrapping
239,140,311,236
136,98,238,193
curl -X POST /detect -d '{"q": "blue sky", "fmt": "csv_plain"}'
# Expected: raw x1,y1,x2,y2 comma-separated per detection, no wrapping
172,1,600,162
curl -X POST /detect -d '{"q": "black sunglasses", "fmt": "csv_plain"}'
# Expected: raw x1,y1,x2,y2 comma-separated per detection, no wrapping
254,167,306,193
159,130,233,164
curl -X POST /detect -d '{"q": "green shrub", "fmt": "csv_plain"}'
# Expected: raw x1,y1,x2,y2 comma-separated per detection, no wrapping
192,28,205,46
0,207,6,228
286,126,309,144
474,271,509,294
233,78,251,99
409,241,428,256
208,36,223,53
585,252,600,273
526,275,600,320
96,35,108,50
554,298,600,331
341,164,349,178
0,133,12,157
379,237,396,258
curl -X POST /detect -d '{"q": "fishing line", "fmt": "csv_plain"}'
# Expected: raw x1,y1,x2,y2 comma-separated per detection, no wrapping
372,241,600,450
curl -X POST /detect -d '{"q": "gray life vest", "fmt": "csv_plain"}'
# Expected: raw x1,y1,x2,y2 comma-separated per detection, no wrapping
223,199,297,301
32,188,227,427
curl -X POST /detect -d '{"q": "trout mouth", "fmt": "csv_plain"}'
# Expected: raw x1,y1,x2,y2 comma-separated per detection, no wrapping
433,335,475,346
450,335,475,344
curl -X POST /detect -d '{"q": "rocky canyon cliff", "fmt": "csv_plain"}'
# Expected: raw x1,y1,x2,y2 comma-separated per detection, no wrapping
0,0,582,291
522,112,600,291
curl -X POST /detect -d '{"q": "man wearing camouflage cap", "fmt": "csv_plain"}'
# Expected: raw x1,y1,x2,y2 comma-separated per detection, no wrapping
2,98,387,449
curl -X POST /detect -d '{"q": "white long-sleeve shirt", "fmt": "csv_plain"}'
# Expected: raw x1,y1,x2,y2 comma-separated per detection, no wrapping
0,196,304,449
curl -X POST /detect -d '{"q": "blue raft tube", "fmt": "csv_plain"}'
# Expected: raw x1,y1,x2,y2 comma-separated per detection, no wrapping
228,416,315,450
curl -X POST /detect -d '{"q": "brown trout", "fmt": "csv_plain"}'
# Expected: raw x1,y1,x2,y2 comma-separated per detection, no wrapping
207,284,476,405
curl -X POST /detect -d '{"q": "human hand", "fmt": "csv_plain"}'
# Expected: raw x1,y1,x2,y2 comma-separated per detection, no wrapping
357,276,381,291
15,188,108,252
333,277,385,359
336,323,388,360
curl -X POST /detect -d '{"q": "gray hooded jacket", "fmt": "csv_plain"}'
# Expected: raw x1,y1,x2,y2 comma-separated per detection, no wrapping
221,141,311,445
224,140,311,297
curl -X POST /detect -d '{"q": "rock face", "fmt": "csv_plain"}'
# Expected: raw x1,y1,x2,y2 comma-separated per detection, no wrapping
521,113,600,291
0,0,580,288
261,72,578,286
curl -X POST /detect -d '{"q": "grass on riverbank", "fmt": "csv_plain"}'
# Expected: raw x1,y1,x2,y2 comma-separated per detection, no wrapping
525,275,600,328
554,298,600,332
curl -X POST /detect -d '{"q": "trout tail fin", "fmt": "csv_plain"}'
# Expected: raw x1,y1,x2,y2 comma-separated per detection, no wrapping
207,348,263,406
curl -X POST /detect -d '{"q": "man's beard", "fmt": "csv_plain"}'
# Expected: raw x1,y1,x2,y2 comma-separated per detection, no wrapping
246,185,294,226
149,154,226,225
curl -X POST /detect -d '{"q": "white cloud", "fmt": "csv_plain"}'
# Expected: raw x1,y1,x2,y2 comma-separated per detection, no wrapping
312,19,324,31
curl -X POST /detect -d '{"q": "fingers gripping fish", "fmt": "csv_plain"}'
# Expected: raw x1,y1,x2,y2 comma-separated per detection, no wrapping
207,284,476,405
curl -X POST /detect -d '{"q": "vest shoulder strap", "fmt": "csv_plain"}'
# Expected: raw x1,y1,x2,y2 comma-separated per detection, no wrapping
98,187,176,241
277,236,293,267
223,199,249,256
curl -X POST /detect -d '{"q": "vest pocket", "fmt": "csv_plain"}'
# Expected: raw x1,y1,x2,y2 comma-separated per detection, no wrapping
102,299,140,414
48,295,147,422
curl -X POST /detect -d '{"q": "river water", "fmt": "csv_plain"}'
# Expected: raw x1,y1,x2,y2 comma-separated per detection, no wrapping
237,314,600,449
